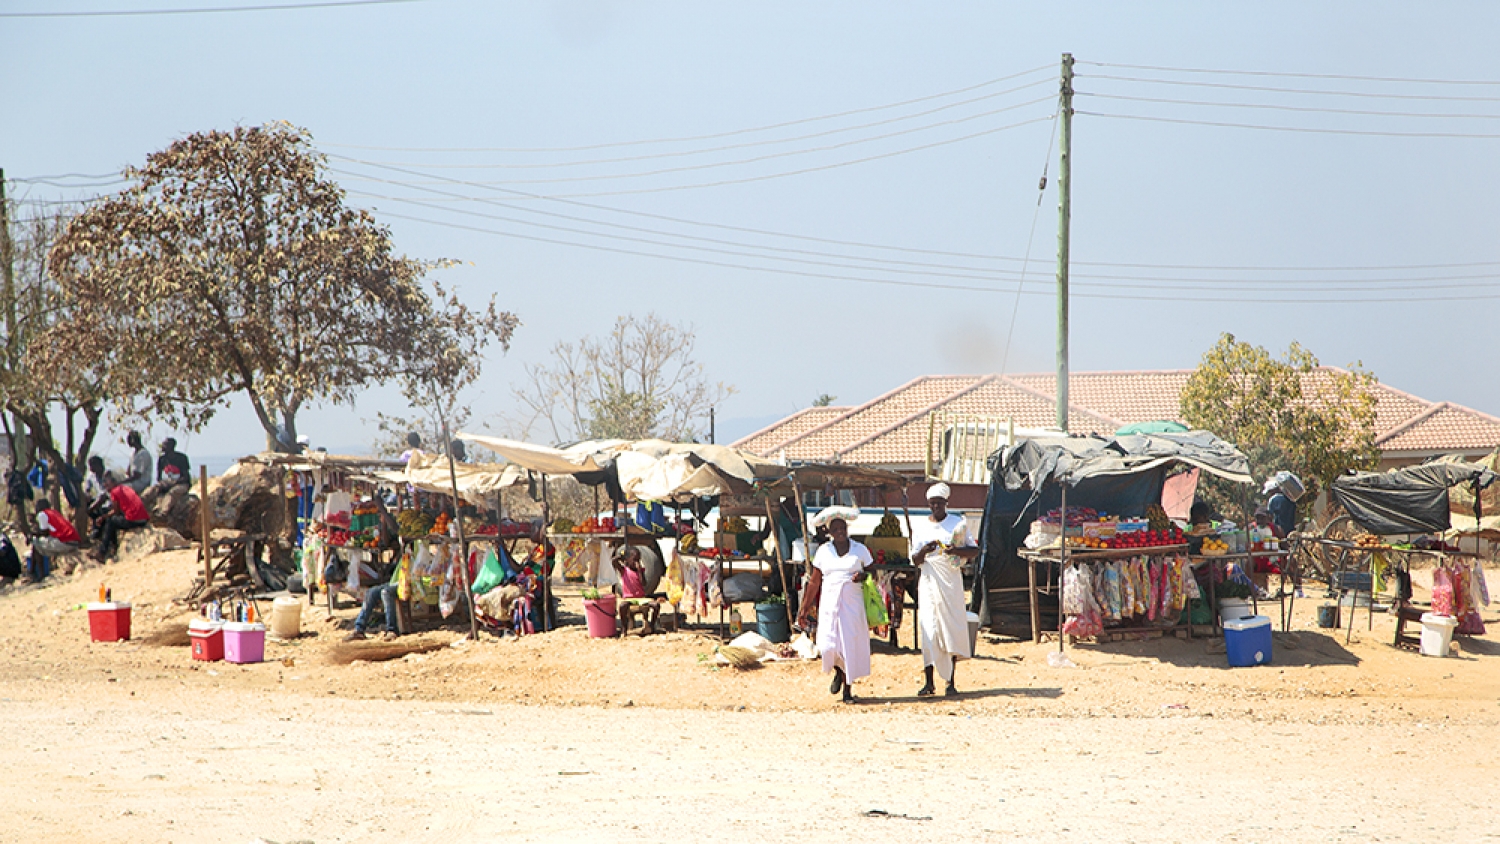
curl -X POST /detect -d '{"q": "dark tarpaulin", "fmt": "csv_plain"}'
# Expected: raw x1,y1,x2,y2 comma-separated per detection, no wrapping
1330,461,1496,536
974,430,1250,635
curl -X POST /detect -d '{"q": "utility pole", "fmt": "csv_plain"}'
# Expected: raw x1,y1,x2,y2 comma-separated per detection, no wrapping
1055,54,1074,432
0,167,20,463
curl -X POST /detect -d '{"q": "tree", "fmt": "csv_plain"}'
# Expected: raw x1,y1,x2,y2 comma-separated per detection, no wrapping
1180,333,1380,518
812,393,837,407
0,199,110,490
48,122,518,452
509,313,733,444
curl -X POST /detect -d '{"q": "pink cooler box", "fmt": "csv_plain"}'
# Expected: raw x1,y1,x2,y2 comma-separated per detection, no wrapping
87,602,132,642
223,621,266,664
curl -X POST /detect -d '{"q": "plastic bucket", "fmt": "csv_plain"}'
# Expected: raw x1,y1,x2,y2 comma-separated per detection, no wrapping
1219,597,1253,623
583,596,618,638
967,611,981,656
1419,613,1458,657
754,602,790,643
1316,604,1340,629
270,596,302,639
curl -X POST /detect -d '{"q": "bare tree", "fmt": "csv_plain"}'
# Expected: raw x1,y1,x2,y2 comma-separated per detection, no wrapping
508,313,733,444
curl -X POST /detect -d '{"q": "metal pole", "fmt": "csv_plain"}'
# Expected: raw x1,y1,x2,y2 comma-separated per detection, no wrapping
1055,53,1074,432
1058,482,1068,652
439,417,480,641
541,474,553,631
199,465,213,590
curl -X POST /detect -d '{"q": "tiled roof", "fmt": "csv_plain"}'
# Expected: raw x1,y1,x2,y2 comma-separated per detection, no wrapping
734,368,1500,467
734,406,849,457
1376,402,1500,453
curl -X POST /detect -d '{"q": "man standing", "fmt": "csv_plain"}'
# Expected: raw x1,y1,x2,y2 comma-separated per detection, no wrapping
1263,472,1299,538
123,432,154,495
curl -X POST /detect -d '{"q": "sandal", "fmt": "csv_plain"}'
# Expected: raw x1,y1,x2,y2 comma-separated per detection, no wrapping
944,683,959,698
917,685,936,697
829,671,844,695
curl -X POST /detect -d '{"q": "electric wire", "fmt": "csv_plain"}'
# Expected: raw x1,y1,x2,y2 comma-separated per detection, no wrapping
318,64,1054,154
375,207,1500,304
354,81,1055,170
1077,110,1500,139
1080,73,1500,103
338,95,1054,186
999,111,1059,376
1079,61,1500,87
0,0,423,18
1078,91,1500,121
337,165,1500,287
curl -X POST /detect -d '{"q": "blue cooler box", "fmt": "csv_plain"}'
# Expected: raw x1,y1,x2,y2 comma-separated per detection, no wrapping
1223,615,1272,667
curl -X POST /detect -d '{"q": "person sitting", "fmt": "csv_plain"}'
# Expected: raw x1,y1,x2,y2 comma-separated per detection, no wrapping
31,498,82,577
123,431,154,495
92,477,152,562
0,532,21,587
155,437,191,493
612,545,659,636
345,558,400,642
82,456,114,505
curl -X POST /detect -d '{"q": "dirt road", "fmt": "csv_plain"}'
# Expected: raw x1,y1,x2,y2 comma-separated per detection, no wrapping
2,545,1498,841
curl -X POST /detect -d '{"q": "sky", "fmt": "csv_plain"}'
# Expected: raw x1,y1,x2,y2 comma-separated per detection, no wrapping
5,0,1499,473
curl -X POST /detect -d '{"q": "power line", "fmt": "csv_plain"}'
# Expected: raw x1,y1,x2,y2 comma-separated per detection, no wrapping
1081,73,1500,104
1077,110,1500,139
318,64,1055,154
347,184,1500,293
351,80,1054,170
0,0,423,18
337,113,1056,199
1078,91,1500,121
330,155,1500,274
339,96,1054,186
1080,60,1500,87
376,207,1500,304
6,172,120,182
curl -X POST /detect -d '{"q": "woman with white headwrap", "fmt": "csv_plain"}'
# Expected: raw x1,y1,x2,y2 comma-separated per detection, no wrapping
910,483,978,697
794,505,872,703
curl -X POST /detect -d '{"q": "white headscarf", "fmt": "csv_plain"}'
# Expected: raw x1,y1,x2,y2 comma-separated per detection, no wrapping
926,482,952,500
810,505,861,528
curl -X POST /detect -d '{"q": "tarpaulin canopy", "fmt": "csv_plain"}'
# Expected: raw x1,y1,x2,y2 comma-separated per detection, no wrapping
773,462,909,493
376,452,527,505
1330,461,1496,536
992,430,1252,497
454,433,787,502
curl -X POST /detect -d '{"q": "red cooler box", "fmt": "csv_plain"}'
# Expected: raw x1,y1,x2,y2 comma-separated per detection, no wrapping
189,619,224,661
87,602,132,642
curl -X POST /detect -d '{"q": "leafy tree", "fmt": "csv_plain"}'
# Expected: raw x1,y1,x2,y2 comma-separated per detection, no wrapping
1180,333,1380,521
48,123,518,452
509,313,733,444
812,393,837,407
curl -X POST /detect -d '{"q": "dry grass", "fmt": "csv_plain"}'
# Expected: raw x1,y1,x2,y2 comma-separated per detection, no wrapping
327,639,448,665
142,625,191,648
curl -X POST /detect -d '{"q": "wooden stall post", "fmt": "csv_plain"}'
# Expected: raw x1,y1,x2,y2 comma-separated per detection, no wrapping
541,473,553,631
791,476,812,630
1058,483,1067,653
440,418,481,642
902,486,919,650
200,465,212,590
1028,552,1041,644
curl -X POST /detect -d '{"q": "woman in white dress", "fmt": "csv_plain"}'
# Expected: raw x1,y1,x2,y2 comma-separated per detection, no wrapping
910,483,978,697
795,506,873,704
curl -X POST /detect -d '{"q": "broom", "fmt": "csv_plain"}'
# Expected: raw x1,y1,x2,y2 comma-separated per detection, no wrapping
715,645,762,670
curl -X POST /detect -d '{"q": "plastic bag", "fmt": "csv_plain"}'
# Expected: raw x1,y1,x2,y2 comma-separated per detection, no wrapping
471,549,506,595
862,577,889,628
1431,567,1456,616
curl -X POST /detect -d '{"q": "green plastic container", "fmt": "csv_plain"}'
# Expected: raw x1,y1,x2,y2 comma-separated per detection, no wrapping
755,601,791,643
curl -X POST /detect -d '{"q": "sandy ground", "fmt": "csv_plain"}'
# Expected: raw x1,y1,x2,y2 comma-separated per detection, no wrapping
2,542,1498,842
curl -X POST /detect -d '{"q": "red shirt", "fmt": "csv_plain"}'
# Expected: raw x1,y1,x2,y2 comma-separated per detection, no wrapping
109,485,150,523
39,509,81,544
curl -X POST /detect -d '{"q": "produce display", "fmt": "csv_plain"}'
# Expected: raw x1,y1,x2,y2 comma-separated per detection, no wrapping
679,533,699,553
549,518,575,534
872,513,903,537
1039,506,1097,527
397,509,435,538
720,516,749,533
1198,536,1230,555
1145,504,1172,534
568,516,617,534
1070,525,1185,551
1354,534,1383,548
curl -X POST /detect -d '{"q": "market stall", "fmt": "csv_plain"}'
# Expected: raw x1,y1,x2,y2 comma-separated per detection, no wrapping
978,430,1258,647
1320,460,1496,648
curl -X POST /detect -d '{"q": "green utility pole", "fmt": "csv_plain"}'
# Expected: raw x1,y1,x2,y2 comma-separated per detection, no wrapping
0,167,19,463
1055,54,1074,432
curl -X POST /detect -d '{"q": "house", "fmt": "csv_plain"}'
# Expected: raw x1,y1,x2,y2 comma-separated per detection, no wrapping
735,370,1500,479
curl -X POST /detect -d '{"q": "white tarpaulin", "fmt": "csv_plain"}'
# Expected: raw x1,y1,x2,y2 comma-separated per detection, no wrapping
377,452,527,505
454,434,625,476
